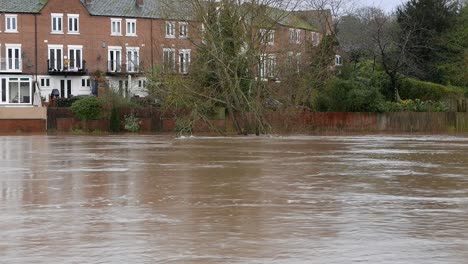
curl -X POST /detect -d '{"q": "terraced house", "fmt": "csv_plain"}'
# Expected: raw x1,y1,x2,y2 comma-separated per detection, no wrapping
0,0,329,106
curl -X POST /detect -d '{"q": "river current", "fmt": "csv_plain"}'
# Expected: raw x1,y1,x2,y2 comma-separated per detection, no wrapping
1,135,467,263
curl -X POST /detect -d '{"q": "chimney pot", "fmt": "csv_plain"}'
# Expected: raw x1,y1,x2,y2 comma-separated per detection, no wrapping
85,0,93,4
136,0,144,7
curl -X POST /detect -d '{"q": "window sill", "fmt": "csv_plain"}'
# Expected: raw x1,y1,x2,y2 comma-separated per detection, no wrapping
125,34,137,37
165,35,176,39
4,31,19,33
111,33,123,37
67,32,80,35
50,32,64,34
1,70,22,73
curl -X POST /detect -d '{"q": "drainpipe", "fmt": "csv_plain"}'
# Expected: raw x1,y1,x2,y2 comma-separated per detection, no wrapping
150,18,154,69
34,14,38,91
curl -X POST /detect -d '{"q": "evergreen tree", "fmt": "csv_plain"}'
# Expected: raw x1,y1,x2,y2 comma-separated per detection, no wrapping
396,0,459,82
437,5,468,86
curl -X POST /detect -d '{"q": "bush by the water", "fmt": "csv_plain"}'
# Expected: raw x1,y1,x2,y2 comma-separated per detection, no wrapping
379,99,448,112
314,78,384,112
124,113,140,132
70,96,104,120
399,78,463,101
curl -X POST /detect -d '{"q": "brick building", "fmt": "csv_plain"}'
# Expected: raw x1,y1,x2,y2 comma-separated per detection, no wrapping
0,0,326,106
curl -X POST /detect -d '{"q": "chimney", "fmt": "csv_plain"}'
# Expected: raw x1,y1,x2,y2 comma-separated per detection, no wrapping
136,0,144,7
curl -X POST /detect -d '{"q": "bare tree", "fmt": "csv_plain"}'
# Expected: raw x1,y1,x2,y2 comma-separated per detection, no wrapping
148,0,301,135
302,0,359,36
360,7,413,101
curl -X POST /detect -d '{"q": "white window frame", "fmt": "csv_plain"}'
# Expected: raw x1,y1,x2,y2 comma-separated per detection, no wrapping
296,29,302,44
312,32,320,46
0,75,33,105
296,53,302,72
5,44,22,72
5,14,18,33
163,48,176,72
81,78,91,87
138,79,146,89
67,14,80,34
48,44,64,71
259,54,267,80
179,22,188,38
4,77,31,104
287,51,294,66
68,45,83,70
126,19,137,36
126,47,140,73
40,78,51,87
108,46,122,72
289,28,294,43
267,54,277,78
165,21,175,38
179,49,190,74
51,13,64,34
259,29,267,43
268,30,275,46
111,18,122,36
335,55,343,66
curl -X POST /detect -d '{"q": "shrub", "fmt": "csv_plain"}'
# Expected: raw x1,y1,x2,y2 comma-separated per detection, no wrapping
124,114,140,132
314,78,385,112
56,95,87,107
70,96,104,120
379,99,448,112
399,78,463,101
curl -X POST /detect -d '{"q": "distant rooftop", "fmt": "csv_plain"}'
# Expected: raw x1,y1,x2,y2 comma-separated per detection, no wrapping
0,0,48,13
79,0,194,20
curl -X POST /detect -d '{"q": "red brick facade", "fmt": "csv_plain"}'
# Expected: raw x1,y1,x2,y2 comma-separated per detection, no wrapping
0,0,324,106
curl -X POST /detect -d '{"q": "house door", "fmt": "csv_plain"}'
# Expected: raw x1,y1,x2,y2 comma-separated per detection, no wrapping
60,79,72,98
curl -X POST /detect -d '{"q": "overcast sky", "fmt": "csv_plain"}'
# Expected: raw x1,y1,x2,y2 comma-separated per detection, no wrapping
360,0,408,12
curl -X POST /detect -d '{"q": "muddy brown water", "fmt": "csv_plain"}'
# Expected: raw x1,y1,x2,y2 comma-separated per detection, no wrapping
1,135,468,263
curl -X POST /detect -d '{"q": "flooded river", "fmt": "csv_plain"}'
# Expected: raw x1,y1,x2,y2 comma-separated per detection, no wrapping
1,135,468,263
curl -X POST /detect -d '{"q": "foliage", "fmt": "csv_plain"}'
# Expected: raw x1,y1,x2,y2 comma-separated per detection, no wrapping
56,95,88,107
436,5,468,87
313,78,385,112
98,87,137,111
148,0,297,135
109,107,120,132
396,0,459,82
70,96,104,120
399,77,464,101
124,114,140,132
380,99,448,112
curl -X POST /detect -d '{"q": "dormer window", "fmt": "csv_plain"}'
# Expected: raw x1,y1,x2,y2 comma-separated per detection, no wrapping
5,14,18,33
